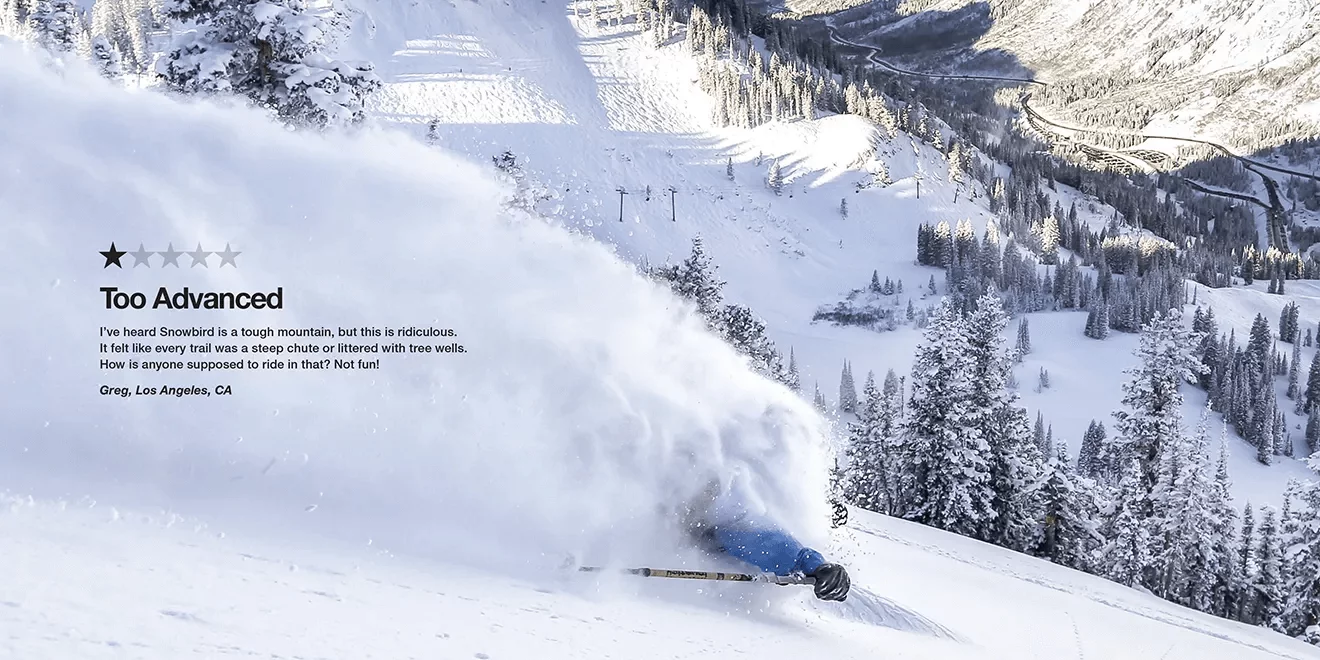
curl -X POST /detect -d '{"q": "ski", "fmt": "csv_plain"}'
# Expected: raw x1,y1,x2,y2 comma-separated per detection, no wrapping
574,564,815,586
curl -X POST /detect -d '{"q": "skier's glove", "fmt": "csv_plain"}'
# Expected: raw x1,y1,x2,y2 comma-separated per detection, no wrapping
808,563,849,601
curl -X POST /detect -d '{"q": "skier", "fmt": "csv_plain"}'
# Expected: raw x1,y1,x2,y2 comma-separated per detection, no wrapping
680,478,850,601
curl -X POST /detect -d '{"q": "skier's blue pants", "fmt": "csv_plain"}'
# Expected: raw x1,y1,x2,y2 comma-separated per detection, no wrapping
712,525,825,576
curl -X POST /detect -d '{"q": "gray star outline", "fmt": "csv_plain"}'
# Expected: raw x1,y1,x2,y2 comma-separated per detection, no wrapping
130,243,154,267
158,243,182,267
216,242,241,268
188,243,211,268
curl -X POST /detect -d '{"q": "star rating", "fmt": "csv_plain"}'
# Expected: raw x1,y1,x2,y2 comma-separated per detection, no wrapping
100,242,126,268
188,243,212,268
130,243,154,267
216,243,241,268
159,243,182,267
99,242,241,268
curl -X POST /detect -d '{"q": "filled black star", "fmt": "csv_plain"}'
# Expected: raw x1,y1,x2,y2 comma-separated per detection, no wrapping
100,242,126,268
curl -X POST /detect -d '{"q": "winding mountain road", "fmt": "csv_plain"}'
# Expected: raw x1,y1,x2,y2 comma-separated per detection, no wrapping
822,23,1297,252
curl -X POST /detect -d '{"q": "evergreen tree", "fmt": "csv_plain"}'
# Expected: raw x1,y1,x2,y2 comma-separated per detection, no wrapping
840,197,848,219
1154,404,1218,607
1034,412,1048,455
90,34,124,78
1281,302,1300,343
1308,406,1320,454
1108,310,1206,508
1098,459,1153,589
720,304,786,383
767,159,782,195
1248,313,1273,372
785,347,800,393
1016,316,1031,357
1210,436,1242,619
23,0,82,52
813,382,827,412
1282,475,1320,642
880,369,903,438
966,292,1042,549
844,372,893,513
726,156,734,180
1078,420,1106,478
1252,506,1285,629
1238,503,1258,622
652,237,725,325
1305,349,1320,413
839,361,858,414
157,0,381,127
1037,442,1099,570
1289,339,1302,400
893,298,994,537
1037,367,1051,392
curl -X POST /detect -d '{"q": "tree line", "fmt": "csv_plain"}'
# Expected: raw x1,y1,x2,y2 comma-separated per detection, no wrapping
838,301,1320,642
1,0,380,129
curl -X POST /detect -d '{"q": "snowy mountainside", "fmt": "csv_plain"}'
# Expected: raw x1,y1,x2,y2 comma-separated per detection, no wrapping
5,34,1315,660
786,0,1320,152
327,0,1320,508
3,3,1320,656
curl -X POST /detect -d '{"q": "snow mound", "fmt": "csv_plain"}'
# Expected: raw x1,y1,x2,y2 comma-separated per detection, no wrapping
0,42,832,577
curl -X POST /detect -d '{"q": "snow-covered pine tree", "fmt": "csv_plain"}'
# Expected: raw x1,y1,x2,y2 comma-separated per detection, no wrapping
1238,503,1258,622
725,156,733,180
1290,339,1302,400
844,371,894,514
90,0,145,75
785,347,800,393
22,0,82,53
651,236,725,327
1251,506,1286,629
893,298,994,537
1036,367,1050,392
1281,301,1300,343
1098,459,1154,589
1036,442,1099,571
766,159,782,195
1150,402,1218,607
1108,310,1206,508
839,197,848,219
1248,313,1273,372
965,292,1043,549
1016,316,1031,357
157,0,381,128
1209,435,1243,619
1306,349,1320,413
880,369,903,437
720,304,786,384
1282,471,1320,643
1078,420,1106,478
1034,412,1048,455
90,34,123,78
1309,407,1320,454
838,361,858,414
1037,214,1059,265
813,382,827,412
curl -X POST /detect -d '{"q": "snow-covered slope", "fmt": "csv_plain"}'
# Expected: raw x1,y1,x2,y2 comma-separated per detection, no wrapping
4,4,1320,657
322,0,1320,507
6,492,1314,660
791,0,1320,152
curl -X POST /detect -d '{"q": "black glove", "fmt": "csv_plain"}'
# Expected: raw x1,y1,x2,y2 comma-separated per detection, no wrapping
809,563,849,601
